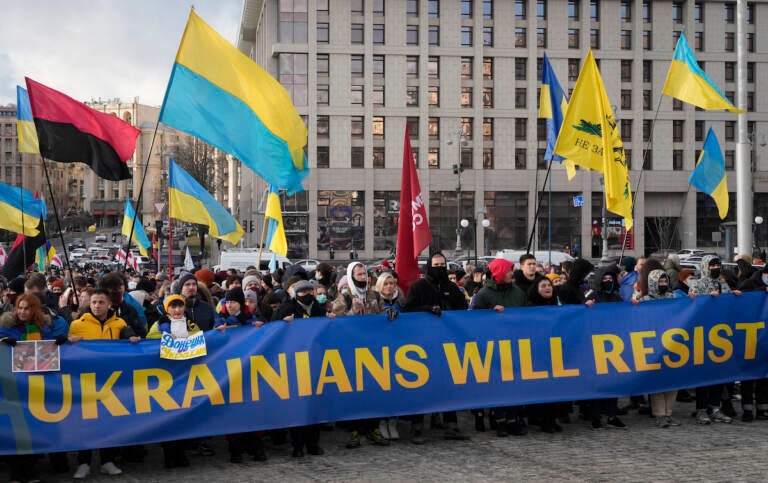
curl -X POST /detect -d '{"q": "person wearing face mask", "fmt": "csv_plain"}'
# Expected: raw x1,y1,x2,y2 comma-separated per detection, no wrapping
331,275,353,315
314,285,331,311
314,262,337,300
673,269,696,297
214,287,264,329
689,255,741,297
403,252,469,444
737,263,768,293
335,262,379,316
586,266,623,305
735,264,768,422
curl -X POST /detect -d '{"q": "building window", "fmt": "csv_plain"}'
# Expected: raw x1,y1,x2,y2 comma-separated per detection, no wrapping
590,0,600,21
673,150,683,171
428,86,439,106
461,87,473,108
317,115,329,137
621,0,632,22
428,148,439,168
407,86,419,106
695,120,704,141
461,57,473,79
407,0,418,16
317,84,329,105
694,31,704,51
642,30,651,50
537,0,547,20
515,88,526,109
515,57,526,80
725,62,735,82
407,25,419,45
317,53,329,76
643,60,651,82
515,149,527,169
748,91,755,112
515,27,526,47
428,56,439,78
643,120,652,142
724,150,735,170
428,0,439,17
672,2,683,23
278,0,308,43
351,147,364,168
351,0,364,15
642,150,652,170
461,26,473,46
590,29,600,49
568,58,580,82
351,116,364,138
725,90,735,105
483,27,493,47
515,118,527,140
461,117,473,140
725,32,735,52
483,0,493,19
351,84,364,104
724,2,735,23
317,146,329,168
483,118,493,141
695,2,703,23
428,117,439,140
373,147,385,169
461,0,473,19
537,28,547,48
569,0,580,20
351,54,364,77
643,90,652,110
407,55,419,77
429,25,440,46
372,55,385,77
461,148,473,169
621,89,632,110
748,62,755,83
351,23,364,44
642,0,651,22
483,148,494,169
747,2,755,24
725,121,735,142
747,33,755,52
373,86,385,106
621,30,632,50
537,118,547,141
673,99,683,111
483,87,493,108
569,29,580,49
621,119,632,141
673,120,684,142
373,116,385,140
483,57,494,80
278,53,308,106
317,23,329,43
373,24,385,44
515,0,526,19
621,60,632,82
373,0,385,15
407,117,420,138
317,0,329,13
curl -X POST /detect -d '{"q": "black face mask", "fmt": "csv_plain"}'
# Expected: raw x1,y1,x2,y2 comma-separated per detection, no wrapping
428,266,448,282
709,268,721,279
658,285,669,295
297,294,315,306
353,278,367,289
600,280,614,292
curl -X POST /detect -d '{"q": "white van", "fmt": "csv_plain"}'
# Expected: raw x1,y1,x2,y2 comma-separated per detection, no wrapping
495,249,574,267
215,249,292,273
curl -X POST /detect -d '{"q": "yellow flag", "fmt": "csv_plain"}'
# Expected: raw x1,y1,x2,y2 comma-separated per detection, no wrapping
554,50,632,230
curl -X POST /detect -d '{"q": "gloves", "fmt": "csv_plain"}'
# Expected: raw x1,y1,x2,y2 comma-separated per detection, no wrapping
385,307,399,322
54,335,68,346
2,337,17,347
430,305,442,317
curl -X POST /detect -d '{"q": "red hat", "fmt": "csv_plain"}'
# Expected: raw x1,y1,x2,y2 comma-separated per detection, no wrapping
195,268,215,287
489,259,514,284
381,259,391,268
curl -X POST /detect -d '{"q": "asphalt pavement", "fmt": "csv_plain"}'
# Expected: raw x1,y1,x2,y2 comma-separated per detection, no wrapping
10,398,768,482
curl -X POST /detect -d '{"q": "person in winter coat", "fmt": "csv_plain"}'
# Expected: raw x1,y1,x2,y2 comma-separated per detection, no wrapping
214,287,264,329
175,272,218,331
558,258,594,305
586,265,623,304
513,254,542,295
636,269,681,428
619,256,643,303
736,264,768,422
333,262,379,316
663,254,683,291
738,263,768,293
689,255,741,296
373,271,405,440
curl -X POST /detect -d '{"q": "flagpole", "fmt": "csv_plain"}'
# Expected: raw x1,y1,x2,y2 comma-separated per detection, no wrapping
39,155,76,281
19,180,26,276
256,210,269,270
526,161,553,253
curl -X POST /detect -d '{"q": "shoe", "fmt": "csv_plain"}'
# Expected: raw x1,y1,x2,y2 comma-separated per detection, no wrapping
743,410,755,422
655,416,669,428
100,462,123,476
291,448,304,458
721,400,737,418
474,413,486,432
307,446,324,455
196,441,215,456
606,417,627,429
73,464,90,479
387,419,400,440
755,410,768,420
696,409,711,425
591,420,604,430
366,428,391,446
346,430,362,449
665,416,681,427
412,428,426,445
443,427,470,441
379,420,390,439
710,408,732,423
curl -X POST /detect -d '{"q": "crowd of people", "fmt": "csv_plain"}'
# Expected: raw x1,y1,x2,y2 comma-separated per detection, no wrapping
0,250,765,482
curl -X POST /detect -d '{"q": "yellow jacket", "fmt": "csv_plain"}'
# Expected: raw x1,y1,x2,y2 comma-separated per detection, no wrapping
69,310,129,340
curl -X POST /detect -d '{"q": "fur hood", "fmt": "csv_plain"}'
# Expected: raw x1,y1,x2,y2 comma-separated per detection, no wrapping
0,310,52,329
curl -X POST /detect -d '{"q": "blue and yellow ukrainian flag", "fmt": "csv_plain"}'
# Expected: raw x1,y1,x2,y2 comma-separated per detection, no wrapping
689,127,729,219
159,10,308,194
16,86,39,154
265,186,287,256
122,199,151,257
35,240,55,271
168,159,243,244
539,53,576,180
663,33,745,113
0,182,46,236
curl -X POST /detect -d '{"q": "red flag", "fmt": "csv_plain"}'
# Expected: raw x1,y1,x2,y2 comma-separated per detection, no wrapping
395,126,431,294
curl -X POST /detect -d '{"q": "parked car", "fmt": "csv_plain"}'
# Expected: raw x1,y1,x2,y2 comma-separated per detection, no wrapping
295,259,321,271
94,234,108,243
452,256,496,270
67,238,85,250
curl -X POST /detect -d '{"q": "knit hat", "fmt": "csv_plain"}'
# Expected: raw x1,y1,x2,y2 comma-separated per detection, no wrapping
195,268,215,287
226,287,245,306
489,258,514,284
178,272,197,290
545,273,560,282
163,294,186,312
381,259,391,268
337,275,349,290
678,269,694,282
244,289,260,303
243,275,261,288
8,277,25,294
51,279,65,292
293,280,317,294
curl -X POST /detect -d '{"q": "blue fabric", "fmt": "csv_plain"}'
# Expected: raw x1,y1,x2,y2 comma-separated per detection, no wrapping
620,270,638,303
124,292,147,329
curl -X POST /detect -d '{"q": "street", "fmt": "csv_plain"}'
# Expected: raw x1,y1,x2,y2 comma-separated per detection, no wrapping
16,399,768,482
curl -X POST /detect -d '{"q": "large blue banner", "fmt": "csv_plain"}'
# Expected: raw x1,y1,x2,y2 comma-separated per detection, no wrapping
1,293,767,454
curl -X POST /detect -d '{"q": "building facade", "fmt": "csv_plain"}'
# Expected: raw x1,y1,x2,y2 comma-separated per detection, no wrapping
248,1,765,260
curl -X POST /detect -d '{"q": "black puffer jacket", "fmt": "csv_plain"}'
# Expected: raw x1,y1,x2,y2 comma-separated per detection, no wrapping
558,258,594,305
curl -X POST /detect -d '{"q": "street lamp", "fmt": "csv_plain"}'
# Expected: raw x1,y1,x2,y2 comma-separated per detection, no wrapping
460,213,491,265
448,130,469,256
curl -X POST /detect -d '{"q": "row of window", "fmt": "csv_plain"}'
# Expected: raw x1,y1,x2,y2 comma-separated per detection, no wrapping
317,0,492,19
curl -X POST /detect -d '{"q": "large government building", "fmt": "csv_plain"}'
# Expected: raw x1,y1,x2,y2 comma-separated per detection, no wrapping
235,0,768,261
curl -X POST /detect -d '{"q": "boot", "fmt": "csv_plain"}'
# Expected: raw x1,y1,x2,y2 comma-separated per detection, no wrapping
228,438,243,463
387,419,400,440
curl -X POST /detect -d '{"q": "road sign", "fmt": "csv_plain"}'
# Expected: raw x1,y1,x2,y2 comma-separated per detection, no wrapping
155,202,167,214
572,195,584,207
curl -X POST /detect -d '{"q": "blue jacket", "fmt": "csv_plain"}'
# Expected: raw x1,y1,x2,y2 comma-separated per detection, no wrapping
0,312,69,341
620,271,639,302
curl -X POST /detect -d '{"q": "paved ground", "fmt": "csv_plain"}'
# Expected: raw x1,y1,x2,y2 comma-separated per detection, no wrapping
8,398,768,482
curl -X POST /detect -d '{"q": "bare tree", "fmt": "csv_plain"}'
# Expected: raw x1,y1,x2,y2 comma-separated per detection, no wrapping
172,138,221,192
646,216,681,254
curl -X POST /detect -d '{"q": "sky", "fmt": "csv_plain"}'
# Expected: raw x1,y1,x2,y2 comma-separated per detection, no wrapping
0,0,242,107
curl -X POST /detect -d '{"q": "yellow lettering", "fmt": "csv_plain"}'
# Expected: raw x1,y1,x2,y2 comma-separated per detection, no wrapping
661,328,690,368
550,337,580,378
394,344,429,389
355,347,391,391
693,326,704,365
499,340,514,381
592,334,631,374
226,358,243,403
708,324,733,363
630,331,661,371
316,349,352,394
182,364,225,408
735,322,765,360
133,369,180,413
443,341,494,384
518,339,548,380
294,351,313,397
249,354,289,401
81,371,129,420
28,374,72,423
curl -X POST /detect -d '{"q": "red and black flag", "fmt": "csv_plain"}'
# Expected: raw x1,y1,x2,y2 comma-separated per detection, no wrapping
24,77,140,181
0,216,47,280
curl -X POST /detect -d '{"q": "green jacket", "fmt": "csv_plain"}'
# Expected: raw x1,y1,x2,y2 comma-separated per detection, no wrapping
473,279,526,309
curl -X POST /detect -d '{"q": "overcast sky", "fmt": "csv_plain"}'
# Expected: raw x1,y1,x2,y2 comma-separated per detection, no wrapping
0,0,242,107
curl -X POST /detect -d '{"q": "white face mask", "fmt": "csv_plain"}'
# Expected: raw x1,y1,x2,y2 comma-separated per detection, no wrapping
128,281,137,290
170,318,188,339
